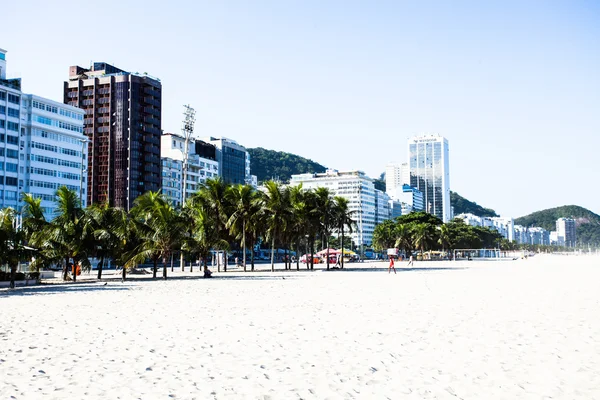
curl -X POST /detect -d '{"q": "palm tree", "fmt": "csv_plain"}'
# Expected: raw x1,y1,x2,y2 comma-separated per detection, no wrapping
437,224,452,255
333,196,355,269
226,184,258,272
394,223,413,257
43,187,89,282
0,208,31,288
372,219,397,251
314,188,334,270
195,178,230,272
187,200,229,271
21,194,50,273
86,203,125,279
262,181,290,272
412,223,435,259
129,191,184,280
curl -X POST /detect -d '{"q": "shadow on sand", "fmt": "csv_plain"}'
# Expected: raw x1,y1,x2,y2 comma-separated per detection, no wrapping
324,266,468,273
0,282,134,297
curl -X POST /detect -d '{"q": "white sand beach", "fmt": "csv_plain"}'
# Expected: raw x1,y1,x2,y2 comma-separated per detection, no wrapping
1,255,600,399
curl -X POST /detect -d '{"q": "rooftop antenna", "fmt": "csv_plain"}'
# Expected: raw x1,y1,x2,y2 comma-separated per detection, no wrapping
180,104,196,272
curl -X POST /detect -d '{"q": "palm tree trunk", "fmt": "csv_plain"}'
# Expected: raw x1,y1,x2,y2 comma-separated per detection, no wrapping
341,225,344,269
242,220,247,272
153,258,158,279
163,256,168,280
72,257,77,283
310,238,315,270
170,253,174,272
97,255,104,280
224,251,227,272
270,235,275,272
296,239,300,270
122,265,126,282
9,262,17,289
326,235,330,270
63,257,69,281
285,247,288,270
250,247,255,272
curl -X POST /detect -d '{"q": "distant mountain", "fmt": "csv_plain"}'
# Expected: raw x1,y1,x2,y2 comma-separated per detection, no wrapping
450,191,498,218
248,147,327,183
515,205,600,230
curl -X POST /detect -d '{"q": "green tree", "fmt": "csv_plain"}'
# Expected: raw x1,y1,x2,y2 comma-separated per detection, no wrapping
262,181,291,271
226,184,259,272
0,208,31,288
129,191,184,280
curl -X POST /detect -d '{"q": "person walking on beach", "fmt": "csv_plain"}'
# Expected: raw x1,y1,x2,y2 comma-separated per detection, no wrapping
388,255,397,274
407,254,414,267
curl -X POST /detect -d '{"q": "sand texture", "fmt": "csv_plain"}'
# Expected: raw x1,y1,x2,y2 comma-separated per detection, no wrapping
1,255,599,399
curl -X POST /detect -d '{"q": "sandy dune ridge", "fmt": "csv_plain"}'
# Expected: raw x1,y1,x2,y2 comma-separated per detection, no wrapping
1,255,599,399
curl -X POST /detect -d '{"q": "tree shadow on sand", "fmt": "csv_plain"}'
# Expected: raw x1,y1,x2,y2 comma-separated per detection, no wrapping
326,266,468,273
0,283,134,297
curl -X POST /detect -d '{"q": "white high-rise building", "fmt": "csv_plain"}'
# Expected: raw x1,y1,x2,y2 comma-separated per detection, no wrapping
556,218,576,247
1,48,86,219
385,162,409,196
161,133,219,206
291,169,386,246
408,134,450,222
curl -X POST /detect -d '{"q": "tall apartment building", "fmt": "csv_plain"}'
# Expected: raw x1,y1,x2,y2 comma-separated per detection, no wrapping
556,218,576,247
1,48,87,218
202,137,251,185
161,133,219,206
374,189,391,226
291,169,386,246
408,134,451,222
64,62,161,209
385,162,409,196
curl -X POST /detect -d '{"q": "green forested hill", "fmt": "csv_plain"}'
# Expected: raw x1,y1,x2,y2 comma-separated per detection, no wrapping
450,191,498,217
515,205,600,244
248,147,327,183
515,205,600,230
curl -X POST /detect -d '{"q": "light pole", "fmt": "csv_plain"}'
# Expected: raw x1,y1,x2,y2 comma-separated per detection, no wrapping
180,105,196,271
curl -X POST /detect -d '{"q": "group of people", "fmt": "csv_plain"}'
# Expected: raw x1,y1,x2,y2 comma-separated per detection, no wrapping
387,254,414,274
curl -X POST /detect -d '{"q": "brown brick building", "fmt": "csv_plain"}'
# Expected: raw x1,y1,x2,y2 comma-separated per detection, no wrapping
64,62,161,209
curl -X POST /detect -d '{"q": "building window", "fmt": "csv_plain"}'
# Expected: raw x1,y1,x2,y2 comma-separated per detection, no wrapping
8,94,19,104
7,108,19,118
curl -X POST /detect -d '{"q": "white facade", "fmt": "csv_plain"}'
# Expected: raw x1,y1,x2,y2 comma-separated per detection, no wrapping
455,213,515,242
408,134,451,222
374,189,391,226
556,218,576,247
1,48,86,219
290,169,385,246
161,133,219,206
23,95,86,218
385,162,409,197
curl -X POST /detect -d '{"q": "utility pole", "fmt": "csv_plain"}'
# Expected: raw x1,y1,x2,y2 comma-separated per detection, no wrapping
180,105,196,272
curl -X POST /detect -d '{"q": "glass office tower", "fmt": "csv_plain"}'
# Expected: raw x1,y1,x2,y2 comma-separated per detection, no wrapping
408,134,450,222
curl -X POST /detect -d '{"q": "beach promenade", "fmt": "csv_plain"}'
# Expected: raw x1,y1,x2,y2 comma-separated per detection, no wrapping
1,255,599,399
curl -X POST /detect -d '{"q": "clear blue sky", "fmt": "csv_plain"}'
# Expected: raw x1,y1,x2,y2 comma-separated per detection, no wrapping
2,0,599,217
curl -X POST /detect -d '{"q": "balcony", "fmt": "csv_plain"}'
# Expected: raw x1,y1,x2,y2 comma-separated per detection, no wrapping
143,97,161,107
67,92,78,98
143,107,160,117
143,86,161,97
143,116,160,126
141,125,160,135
